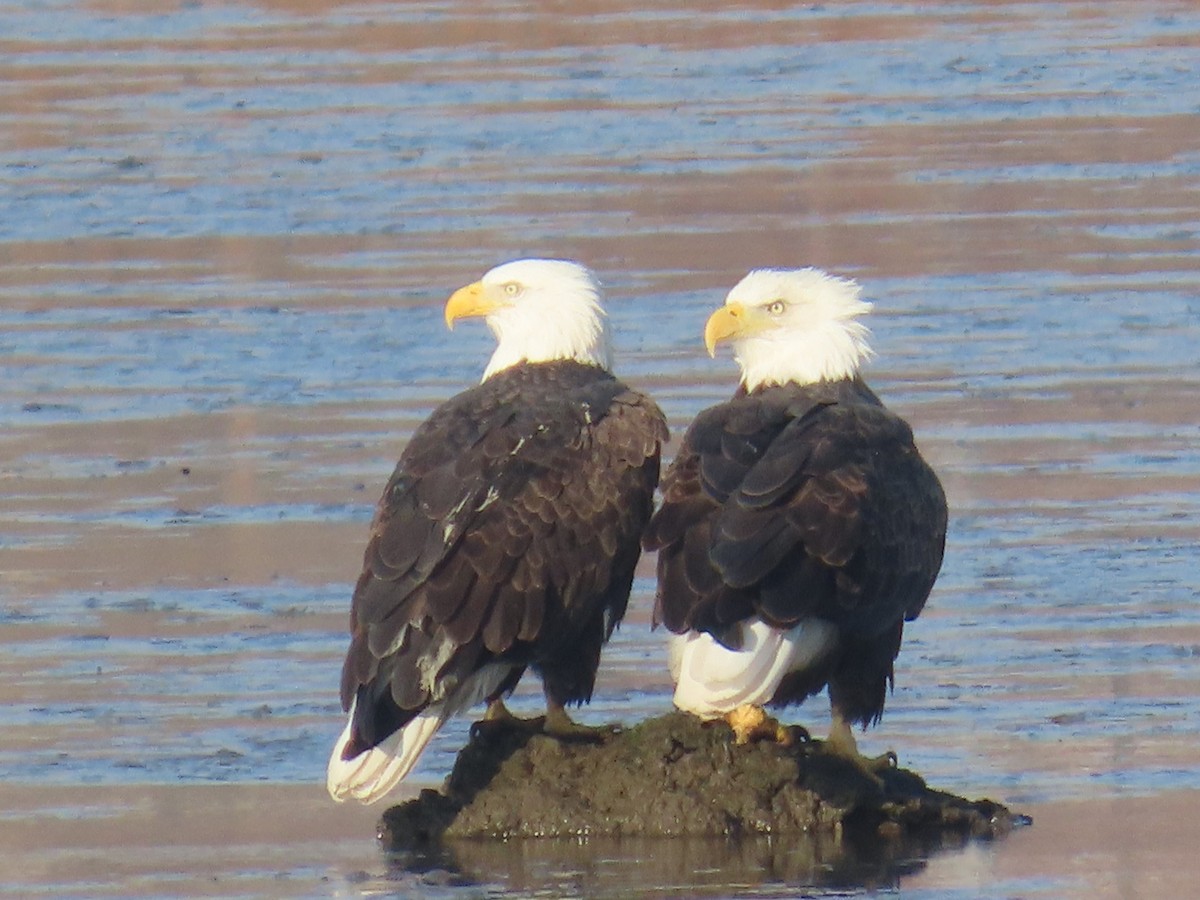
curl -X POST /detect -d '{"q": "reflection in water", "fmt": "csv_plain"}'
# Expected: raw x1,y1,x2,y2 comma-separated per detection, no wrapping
386,829,951,898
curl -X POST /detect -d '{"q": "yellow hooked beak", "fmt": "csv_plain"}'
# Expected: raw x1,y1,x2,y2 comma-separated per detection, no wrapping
444,281,505,330
704,301,770,357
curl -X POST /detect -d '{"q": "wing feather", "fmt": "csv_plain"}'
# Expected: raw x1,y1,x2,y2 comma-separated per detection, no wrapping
336,360,666,772
648,379,945,645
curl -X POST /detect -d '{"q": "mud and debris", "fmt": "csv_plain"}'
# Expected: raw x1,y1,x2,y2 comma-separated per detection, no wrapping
379,712,1024,851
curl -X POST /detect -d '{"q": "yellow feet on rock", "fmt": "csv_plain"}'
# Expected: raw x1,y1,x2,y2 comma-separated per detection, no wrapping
725,704,793,746
471,698,545,738
473,699,617,743
485,697,545,728
543,704,620,742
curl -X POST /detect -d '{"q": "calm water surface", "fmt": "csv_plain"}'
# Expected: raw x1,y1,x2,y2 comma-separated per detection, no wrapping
3,1,1200,897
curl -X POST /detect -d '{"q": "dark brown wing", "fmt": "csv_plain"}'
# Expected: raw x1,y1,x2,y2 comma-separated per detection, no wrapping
340,361,666,754
645,380,946,648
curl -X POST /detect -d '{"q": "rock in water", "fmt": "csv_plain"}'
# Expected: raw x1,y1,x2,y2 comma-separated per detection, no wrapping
378,712,1024,848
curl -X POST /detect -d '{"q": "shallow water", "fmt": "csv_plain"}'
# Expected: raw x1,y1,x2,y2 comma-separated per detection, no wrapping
3,0,1200,896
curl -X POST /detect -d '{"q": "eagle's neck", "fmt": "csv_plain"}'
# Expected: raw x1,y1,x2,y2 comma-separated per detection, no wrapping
481,305,613,381
735,318,872,392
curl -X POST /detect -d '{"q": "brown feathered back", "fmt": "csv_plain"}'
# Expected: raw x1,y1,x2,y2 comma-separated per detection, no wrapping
644,377,945,725
340,359,667,755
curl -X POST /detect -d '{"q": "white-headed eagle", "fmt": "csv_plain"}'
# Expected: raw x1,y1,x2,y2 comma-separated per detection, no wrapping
328,259,667,803
643,268,946,771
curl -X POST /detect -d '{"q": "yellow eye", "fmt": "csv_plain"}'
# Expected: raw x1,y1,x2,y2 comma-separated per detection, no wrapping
766,300,786,316
503,282,521,296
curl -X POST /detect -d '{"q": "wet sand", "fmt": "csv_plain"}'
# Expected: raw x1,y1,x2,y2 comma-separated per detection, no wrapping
0,782,379,897
4,783,1199,898
916,792,1200,899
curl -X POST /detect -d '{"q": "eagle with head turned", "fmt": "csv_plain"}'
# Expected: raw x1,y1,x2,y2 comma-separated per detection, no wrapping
327,259,667,803
643,267,946,773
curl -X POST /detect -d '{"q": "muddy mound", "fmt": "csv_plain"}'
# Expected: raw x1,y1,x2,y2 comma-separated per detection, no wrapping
379,713,1022,847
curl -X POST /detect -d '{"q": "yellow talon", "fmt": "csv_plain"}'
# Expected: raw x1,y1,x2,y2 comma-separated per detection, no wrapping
726,704,793,746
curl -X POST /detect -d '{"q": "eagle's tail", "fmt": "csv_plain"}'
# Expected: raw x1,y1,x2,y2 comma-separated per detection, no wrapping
668,617,838,718
325,701,446,804
325,662,518,804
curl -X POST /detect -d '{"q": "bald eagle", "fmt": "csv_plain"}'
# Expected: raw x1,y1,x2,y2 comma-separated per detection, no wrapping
327,259,667,803
643,268,946,771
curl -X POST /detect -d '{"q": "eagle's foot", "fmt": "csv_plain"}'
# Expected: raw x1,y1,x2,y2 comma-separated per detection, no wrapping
823,714,897,785
470,698,546,739
542,704,620,744
825,745,898,777
726,704,794,746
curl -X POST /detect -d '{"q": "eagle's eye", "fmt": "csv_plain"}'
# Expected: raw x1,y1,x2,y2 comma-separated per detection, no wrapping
765,300,786,316
503,282,521,297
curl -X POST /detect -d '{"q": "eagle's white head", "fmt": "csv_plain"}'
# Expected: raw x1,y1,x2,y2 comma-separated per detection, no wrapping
705,267,874,391
444,259,613,381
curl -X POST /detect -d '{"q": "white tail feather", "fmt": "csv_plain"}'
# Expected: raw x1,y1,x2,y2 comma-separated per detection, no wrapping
326,705,446,804
326,663,516,804
669,618,838,719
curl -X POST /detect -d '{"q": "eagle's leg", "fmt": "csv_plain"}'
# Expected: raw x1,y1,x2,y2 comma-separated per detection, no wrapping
542,700,620,742
823,710,897,779
725,704,793,746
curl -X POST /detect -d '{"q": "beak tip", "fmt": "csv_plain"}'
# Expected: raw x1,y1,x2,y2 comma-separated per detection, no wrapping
703,303,748,358
444,281,487,330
